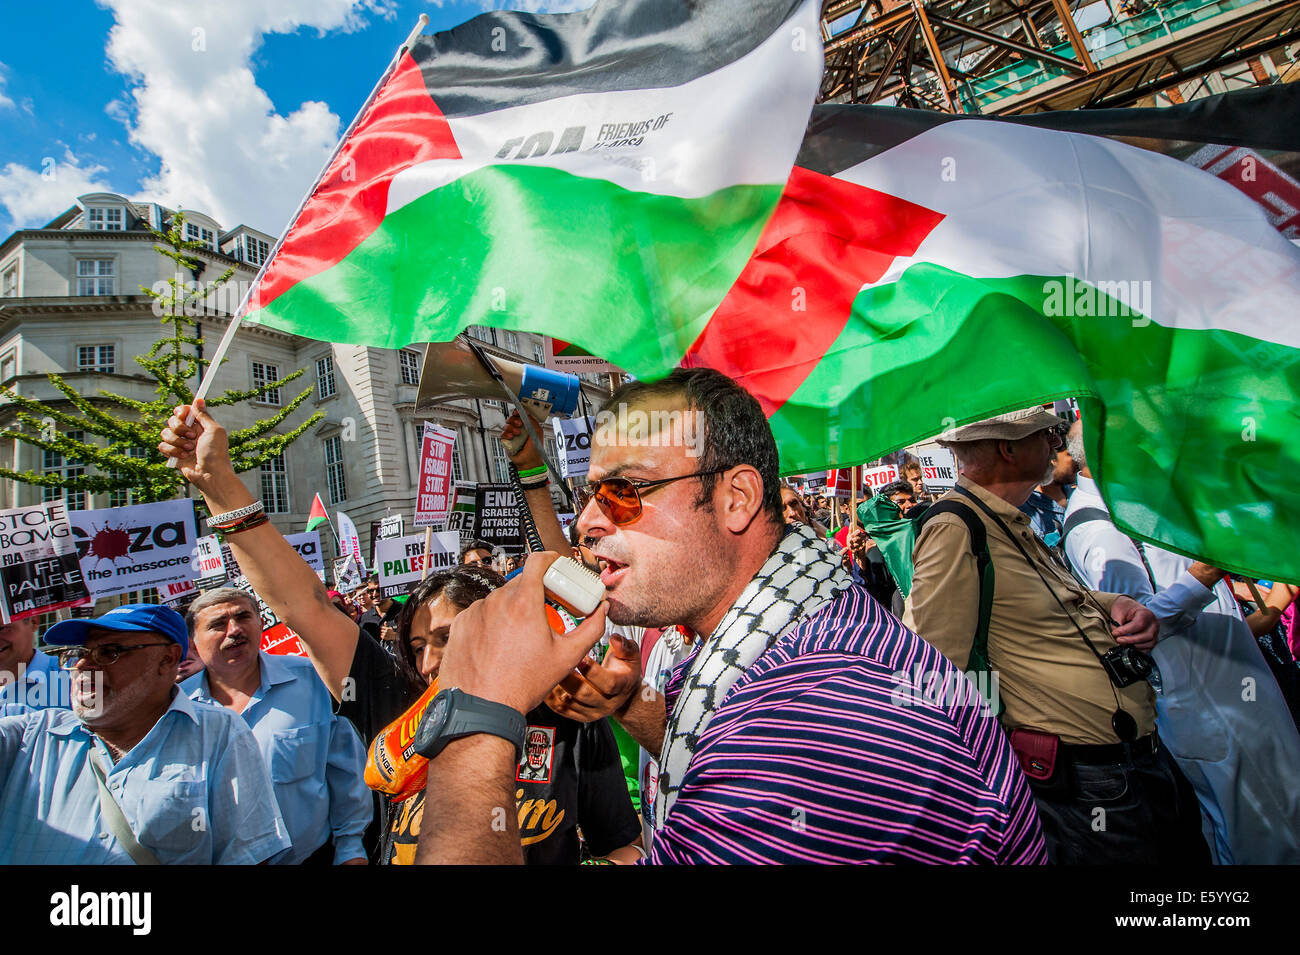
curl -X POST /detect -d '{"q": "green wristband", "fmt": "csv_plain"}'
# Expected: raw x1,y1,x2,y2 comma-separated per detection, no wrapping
517,465,548,479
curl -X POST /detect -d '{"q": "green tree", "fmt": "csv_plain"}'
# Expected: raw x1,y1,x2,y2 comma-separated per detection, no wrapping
0,211,323,505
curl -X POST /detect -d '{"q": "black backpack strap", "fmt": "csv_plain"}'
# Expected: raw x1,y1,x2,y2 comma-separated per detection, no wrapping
918,500,994,677
1062,506,1111,543
1061,506,1159,593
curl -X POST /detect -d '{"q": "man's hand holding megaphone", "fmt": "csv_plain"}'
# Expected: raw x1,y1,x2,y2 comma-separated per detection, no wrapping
500,411,545,471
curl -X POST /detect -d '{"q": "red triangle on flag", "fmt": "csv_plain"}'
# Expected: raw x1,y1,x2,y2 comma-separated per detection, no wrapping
683,166,944,417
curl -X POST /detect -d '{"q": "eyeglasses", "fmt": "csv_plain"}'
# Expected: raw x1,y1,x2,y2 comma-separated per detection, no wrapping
55,642,175,669
577,468,730,525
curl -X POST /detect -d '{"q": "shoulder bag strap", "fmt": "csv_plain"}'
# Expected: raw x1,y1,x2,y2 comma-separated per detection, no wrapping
88,750,161,866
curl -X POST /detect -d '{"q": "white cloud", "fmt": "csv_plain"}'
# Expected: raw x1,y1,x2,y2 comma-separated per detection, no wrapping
441,0,596,11
0,148,113,227
98,0,396,235
0,62,14,111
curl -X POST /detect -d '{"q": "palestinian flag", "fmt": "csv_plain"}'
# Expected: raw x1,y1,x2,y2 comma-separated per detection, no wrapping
683,89,1300,580
242,0,823,367
306,493,329,533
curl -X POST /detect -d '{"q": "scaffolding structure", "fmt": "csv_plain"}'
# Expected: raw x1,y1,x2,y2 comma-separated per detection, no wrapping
820,0,1300,113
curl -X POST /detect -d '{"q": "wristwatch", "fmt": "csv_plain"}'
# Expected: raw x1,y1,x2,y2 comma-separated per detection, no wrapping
412,687,528,763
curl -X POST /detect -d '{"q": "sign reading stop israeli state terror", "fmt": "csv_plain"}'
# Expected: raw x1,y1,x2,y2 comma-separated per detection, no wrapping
70,500,198,600
375,531,459,598
0,501,91,623
414,424,457,528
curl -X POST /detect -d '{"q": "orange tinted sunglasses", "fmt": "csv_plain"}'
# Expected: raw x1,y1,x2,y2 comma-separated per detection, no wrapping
576,469,729,525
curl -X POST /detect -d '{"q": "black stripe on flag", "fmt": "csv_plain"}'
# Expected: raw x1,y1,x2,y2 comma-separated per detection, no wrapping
409,0,810,118
800,84,1300,178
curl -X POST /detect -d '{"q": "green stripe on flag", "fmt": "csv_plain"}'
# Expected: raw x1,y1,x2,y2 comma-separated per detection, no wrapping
248,165,780,378
770,263,1300,578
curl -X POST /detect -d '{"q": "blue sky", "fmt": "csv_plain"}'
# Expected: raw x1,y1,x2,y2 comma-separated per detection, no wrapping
0,0,591,239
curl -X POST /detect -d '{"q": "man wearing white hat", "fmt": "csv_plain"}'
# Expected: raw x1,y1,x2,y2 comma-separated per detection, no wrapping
903,407,1208,864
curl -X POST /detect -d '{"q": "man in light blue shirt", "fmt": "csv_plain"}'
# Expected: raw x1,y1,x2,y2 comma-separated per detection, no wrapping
182,587,371,865
0,604,288,864
0,616,71,715
1062,422,1300,864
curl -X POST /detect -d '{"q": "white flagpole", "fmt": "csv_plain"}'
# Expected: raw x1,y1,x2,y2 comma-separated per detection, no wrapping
167,13,430,467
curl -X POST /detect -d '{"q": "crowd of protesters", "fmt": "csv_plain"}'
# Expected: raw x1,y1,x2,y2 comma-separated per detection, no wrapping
1,368,1298,864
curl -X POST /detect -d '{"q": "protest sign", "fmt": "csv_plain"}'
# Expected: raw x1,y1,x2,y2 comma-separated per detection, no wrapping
70,500,198,600
473,484,525,555
192,534,226,583
333,554,364,594
446,482,477,546
545,337,616,375
285,531,325,575
160,579,196,605
370,515,405,566
414,424,456,528
0,501,91,623
826,467,863,498
552,415,595,479
261,621,308,657
862,464,900,492
336,510,365,573
375,531,459,598
915,445,959,493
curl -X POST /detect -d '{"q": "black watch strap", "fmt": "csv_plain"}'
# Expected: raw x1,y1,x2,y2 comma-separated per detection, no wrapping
414,688,528,763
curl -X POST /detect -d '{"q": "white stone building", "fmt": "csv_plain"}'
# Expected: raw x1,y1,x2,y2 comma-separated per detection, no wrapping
0,192,607,564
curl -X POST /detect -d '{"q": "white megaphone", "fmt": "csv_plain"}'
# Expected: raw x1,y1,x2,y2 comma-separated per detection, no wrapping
415,336,582,454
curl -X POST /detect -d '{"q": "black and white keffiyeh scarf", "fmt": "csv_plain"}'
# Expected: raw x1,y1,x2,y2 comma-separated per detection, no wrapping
651,521,852,830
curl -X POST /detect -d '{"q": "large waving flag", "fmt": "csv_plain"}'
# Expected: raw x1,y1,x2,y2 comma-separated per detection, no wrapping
242,0,823,369
683,92,1300,581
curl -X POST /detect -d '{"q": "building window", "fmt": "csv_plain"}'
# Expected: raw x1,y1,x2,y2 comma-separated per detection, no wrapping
2,266,16,297
251,361,281,405
87,207,123,231
76,259,115,296
243,236,270,267
324,436,347,504
491,438,510,483
533,342,545,365
399,349,421,386
108,446,146,508
1,351,14,382
42,431,86,511
185,223,215,250
316,354,336,399
467,325,496,345
77,344,115,373
260,454,290,513
450,439,464,482
503,330,519,354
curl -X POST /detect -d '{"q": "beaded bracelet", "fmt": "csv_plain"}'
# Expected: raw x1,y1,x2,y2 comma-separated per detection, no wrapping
216,513,270,537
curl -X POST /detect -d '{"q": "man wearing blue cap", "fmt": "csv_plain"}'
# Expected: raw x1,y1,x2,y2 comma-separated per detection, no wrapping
0,603,290,864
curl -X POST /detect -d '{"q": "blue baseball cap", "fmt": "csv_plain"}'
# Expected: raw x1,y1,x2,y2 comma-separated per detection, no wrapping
44,603,189,658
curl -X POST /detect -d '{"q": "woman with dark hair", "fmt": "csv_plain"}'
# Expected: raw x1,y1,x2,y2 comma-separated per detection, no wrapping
159,398,642,865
